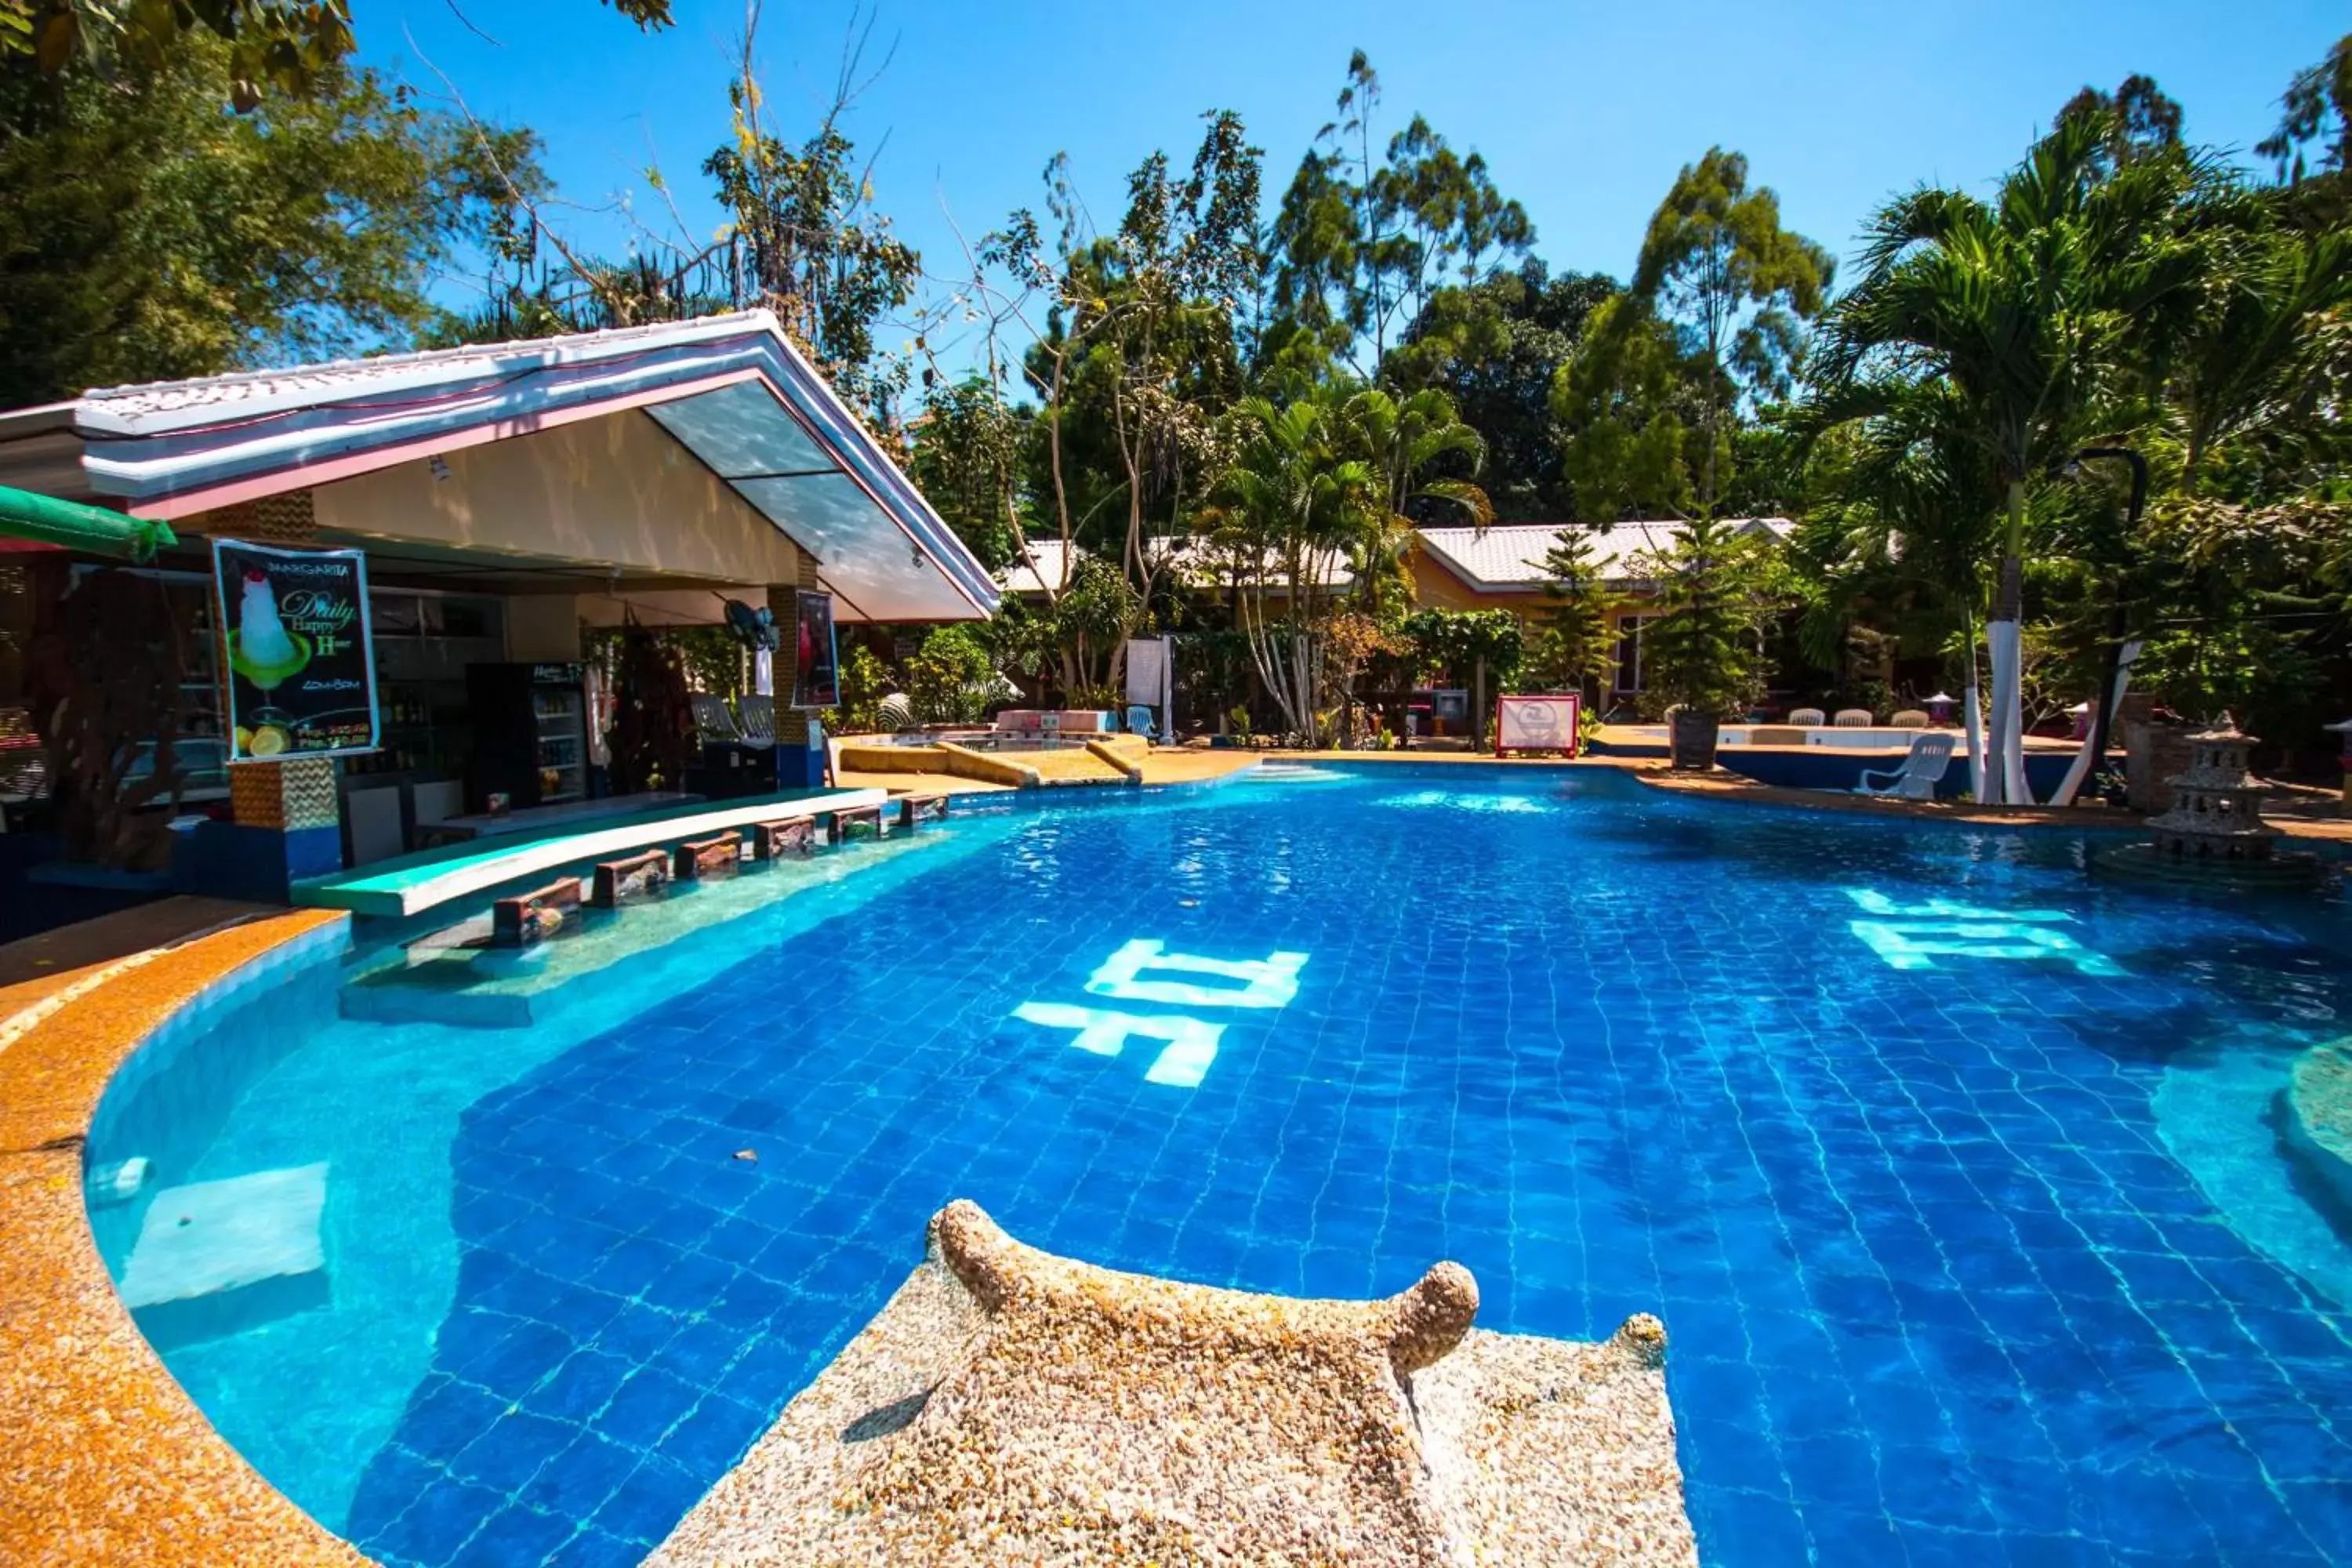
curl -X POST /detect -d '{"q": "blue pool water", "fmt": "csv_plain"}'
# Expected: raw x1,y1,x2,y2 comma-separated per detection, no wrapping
88,764,2352,1566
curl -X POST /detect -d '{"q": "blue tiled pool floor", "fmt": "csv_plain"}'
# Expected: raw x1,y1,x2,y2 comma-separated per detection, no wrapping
97,767,2352,1566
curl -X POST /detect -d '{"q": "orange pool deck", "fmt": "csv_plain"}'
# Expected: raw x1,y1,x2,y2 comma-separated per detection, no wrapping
0,900,365,1568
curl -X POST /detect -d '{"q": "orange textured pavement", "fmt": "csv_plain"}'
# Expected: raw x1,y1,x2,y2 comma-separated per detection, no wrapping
0,902,368,1568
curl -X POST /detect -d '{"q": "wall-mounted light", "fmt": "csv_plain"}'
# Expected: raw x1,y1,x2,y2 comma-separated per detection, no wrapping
910,543,928,571
428,455,452,481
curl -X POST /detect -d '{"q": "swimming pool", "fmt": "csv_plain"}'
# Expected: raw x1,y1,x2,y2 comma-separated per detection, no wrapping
87,764,2352,1566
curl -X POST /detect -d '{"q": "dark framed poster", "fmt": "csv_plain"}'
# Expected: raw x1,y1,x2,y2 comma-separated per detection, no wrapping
792,590,840,709
211,539,380,761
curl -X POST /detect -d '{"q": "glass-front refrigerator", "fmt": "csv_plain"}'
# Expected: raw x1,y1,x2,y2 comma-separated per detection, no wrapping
466,662,589,810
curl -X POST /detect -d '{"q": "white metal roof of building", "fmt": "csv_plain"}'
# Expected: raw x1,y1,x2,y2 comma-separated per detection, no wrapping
998,536,1354,596
0,311,997,622
998,538,1087,597
1000,521,1798,601
1416,518,1793,591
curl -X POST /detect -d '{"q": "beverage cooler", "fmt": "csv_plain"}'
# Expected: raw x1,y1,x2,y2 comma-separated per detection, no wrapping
466,662,592,811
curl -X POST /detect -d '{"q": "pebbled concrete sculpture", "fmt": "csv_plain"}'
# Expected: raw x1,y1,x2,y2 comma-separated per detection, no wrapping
654,1200,1698,1566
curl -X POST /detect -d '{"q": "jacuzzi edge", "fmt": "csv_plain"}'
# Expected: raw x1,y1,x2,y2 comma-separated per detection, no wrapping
0,905,375,1568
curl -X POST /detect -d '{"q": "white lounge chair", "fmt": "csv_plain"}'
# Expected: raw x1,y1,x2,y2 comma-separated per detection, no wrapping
1833,708,1875,728
1788,707,1826,727
1855,732,1956,801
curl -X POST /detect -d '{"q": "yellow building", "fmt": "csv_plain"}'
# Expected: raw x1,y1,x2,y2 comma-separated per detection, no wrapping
1410,520,1792,699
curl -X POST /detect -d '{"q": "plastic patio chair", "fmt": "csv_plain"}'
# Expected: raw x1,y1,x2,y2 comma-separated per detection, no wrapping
1788,706,1826,727
1832,709,1875,728
690,693,745,745
1888,710,1929,729
1125,704,1159,742
735,695,777,749
1854,732,1956,801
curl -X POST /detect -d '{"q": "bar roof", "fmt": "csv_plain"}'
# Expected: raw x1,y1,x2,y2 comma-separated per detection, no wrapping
0,312,996,622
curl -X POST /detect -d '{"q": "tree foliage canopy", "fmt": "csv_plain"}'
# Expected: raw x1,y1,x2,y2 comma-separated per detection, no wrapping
7,20,2348,760
1,0,670,111
0,34,540,403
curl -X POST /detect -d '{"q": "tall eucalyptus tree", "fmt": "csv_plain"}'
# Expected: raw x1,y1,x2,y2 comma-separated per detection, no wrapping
1629,148,1831,515
1269,51,1534,379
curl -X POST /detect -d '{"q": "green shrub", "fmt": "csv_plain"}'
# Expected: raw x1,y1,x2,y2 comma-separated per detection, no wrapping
836,644,897,733
905,624,998,725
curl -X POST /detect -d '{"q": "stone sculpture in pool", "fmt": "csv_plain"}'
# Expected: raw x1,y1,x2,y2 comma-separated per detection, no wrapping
652,1200,1697,1566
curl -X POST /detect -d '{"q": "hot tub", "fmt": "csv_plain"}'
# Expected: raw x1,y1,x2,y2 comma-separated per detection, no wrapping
1615,724,1969,752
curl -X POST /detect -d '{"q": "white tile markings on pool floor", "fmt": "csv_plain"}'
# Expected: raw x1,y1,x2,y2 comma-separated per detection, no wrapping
1086,939,1307,1009
1011,938,1310,1087
1842,886,2125,976
1011,1004,1228,1087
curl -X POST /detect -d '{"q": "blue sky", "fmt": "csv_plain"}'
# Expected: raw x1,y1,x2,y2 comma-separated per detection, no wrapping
363,0,2345,367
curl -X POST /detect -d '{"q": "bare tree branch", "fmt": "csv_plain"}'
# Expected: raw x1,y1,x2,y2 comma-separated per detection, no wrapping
441,0,503,48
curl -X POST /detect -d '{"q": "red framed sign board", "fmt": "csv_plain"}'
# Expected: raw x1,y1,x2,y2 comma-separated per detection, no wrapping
1494,692,1581,757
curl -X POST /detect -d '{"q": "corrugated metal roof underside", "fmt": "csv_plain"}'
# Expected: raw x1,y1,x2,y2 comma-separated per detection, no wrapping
644,382,972,621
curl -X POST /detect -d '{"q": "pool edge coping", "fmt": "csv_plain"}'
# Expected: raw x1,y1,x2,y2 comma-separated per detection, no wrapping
0,903,372,1568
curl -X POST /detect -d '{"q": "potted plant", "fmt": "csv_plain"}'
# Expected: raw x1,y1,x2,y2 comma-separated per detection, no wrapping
1640,514,1770,771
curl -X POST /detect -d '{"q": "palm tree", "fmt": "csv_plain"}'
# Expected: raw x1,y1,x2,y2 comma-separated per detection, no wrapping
1213,392,1382,746
1338,385,1493,615
1209,384,1494,745
1813,115,2205,803
2159,216,2352,486
1795,379,2004,795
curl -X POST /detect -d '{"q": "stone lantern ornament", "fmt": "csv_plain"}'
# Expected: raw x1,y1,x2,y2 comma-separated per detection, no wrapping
2146,720,2278,861
2099,715,2328,888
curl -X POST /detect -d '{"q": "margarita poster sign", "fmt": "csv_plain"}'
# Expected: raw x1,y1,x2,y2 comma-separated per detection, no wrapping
211,539,380,761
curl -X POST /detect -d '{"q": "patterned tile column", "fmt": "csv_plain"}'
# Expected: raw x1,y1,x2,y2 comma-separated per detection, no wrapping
201,756,344,900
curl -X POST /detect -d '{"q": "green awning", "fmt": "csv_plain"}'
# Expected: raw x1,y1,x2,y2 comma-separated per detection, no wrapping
0,485,176,562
